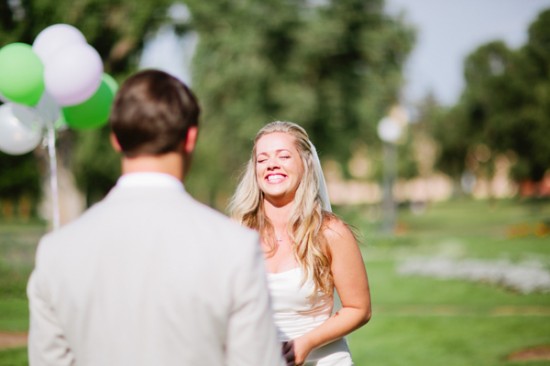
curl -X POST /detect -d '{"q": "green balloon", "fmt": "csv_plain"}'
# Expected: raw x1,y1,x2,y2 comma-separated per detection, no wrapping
0,43,45,106
62,74,116,129
102,73,119,95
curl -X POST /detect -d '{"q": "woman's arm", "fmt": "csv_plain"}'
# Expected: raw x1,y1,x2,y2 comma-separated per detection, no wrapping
293,218,371,364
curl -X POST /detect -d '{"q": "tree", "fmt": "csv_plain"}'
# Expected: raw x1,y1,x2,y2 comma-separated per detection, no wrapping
504,9,550,183
1,0,415,210
431,103,475,195
0,152,42,217
447,9,550,189
451,41,514,189
185,0,414,206
0,0,176,206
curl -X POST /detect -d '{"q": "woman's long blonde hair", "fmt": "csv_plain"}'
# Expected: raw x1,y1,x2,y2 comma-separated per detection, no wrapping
228,121,334,295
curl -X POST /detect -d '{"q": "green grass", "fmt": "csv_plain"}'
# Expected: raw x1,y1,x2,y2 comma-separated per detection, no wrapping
1,199,549,365
349,316,550,366
0,348,27,366
0,299,29,332
0,220,45,334
340,198,550,365
0,220,43,365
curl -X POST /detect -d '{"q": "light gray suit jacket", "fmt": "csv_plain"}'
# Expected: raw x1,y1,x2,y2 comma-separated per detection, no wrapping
27,183,284,366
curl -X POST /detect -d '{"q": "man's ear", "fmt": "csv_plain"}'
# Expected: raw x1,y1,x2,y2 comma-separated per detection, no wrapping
110,133,122,152
184,126,198,154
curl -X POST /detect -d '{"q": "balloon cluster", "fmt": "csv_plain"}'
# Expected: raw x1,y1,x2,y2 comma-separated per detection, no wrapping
0,24,118,155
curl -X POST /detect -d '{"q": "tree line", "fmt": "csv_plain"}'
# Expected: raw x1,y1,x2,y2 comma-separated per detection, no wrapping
0,0,548,219
418,9,550,196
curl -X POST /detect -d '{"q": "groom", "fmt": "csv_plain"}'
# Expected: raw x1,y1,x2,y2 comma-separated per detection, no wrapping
27,69,284,366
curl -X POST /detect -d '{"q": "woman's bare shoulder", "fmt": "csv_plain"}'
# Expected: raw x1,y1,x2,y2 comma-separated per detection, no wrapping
322,214,355,243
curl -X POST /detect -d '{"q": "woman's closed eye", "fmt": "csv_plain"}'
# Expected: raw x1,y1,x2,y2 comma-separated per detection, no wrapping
257,155,269,163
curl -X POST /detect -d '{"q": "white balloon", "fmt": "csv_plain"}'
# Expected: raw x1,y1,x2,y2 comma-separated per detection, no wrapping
33,24,87,66
44,43,103,106
35,91,60,125
0,103,44,155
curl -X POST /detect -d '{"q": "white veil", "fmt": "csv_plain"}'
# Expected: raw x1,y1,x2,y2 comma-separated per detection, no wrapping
309,141,332,212
309,141,343,310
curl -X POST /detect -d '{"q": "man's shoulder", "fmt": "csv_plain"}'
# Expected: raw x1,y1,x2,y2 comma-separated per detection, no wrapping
37,190,258,256
185,198,258,239
35,199,108,250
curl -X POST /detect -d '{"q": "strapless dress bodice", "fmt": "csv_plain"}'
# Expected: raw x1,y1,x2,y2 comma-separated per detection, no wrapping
267,267,353,365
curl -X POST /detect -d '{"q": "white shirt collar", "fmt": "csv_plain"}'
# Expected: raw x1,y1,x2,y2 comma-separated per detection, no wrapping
116,172,184,191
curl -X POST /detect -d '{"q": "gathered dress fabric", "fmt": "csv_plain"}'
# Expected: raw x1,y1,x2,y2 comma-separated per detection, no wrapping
267,267,353,366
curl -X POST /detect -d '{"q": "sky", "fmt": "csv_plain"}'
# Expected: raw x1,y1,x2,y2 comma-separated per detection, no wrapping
140,1,550,106
385,0,550,106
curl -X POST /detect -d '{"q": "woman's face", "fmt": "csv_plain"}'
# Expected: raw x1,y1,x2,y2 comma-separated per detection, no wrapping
255,132,305,206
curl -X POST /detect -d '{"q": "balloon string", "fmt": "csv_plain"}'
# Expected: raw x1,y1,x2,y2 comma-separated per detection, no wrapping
47,124,60,230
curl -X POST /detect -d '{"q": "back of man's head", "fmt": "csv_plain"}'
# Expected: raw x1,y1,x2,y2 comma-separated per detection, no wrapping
109,69,200,158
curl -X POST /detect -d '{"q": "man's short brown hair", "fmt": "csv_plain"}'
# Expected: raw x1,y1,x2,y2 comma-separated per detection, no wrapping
109,69,200,157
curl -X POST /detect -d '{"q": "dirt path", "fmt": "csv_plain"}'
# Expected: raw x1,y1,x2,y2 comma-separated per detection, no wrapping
507,345,550,362
0,332,27,350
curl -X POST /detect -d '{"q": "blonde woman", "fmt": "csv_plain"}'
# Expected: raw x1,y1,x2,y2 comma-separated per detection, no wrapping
229,121,371,366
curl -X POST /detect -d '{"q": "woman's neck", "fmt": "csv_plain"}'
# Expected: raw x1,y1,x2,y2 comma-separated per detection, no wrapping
263,199,293,226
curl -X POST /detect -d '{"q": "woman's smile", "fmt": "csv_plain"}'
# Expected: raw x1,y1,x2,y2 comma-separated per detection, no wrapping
266,173,287,183
255,132,304,204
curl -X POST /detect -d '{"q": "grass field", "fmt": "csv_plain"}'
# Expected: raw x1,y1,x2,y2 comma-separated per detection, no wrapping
0,198,549,365
343,198,550,366
0,219,45,366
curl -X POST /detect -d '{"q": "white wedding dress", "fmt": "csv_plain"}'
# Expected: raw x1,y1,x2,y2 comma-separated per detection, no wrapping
267,267,353,366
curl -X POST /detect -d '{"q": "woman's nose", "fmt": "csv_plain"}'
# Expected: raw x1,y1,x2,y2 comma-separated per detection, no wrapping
267,158,279,169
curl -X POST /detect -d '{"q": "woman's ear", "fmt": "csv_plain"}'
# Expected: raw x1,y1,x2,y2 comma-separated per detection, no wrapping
110,133,122,152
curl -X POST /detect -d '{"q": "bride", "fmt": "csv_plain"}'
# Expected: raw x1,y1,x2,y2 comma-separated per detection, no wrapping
229,121,371,365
